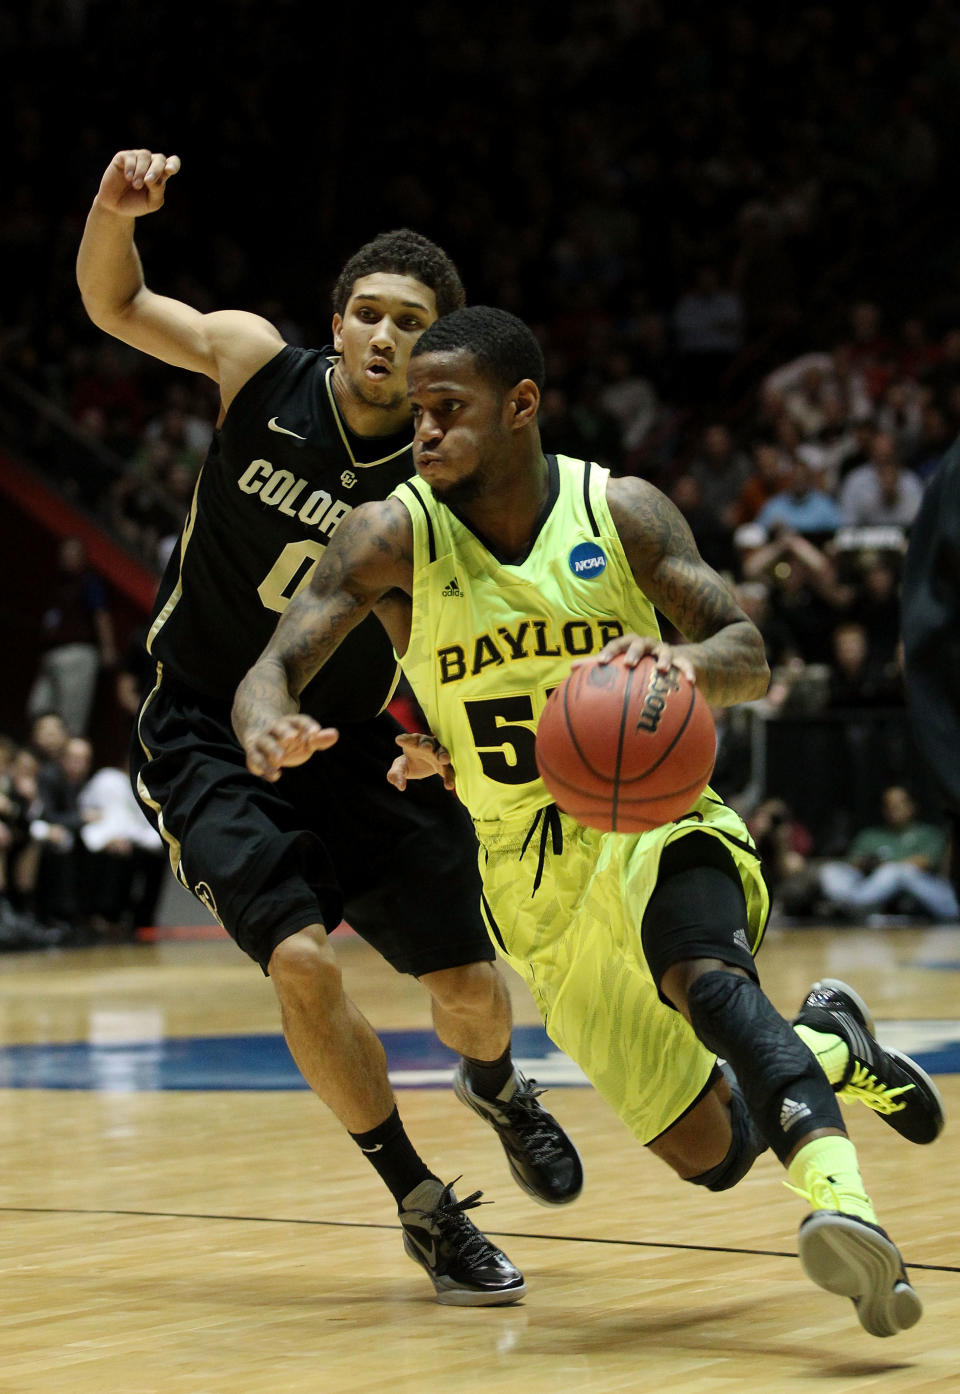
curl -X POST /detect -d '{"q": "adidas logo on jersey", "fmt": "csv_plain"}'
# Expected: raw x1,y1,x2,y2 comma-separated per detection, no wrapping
779,1096,812,1130
442,577,464,597
733,927,750,952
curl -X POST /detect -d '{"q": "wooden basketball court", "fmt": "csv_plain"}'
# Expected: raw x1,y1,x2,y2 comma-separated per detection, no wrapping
1,923,957,1393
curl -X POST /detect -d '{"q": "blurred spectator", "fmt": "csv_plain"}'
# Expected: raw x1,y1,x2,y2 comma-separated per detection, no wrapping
685,421,752,571
29,735,94,927
2,745,42,911
817,785,958,923
69,342,145,454
732,439,788,527
923,327,960,407
837,431,924,527
748,797,816,914
78,762,166,939
844,301,894,404
27,711,69,767
141,382,214,459
115,623,153,720
739,528,852,666
754,458,841,537
905,403,953,483
671,262,744,403
26,537,117,735
597,350,658,455
795,397,860,493
846,555,903,667
565,374,625,470
825,620,902,710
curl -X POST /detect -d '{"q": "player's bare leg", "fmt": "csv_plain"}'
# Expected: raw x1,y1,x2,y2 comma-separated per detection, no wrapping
269,924,395,1130
269,924,525,1304
421,959,583,1205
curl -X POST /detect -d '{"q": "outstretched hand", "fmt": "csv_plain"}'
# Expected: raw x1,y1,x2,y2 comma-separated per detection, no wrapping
387,733,456,792
244,715,339,782
96,148,181,218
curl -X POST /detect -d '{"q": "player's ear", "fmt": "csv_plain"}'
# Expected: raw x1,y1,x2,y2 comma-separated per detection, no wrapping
509,379,540,430
332,313,344,354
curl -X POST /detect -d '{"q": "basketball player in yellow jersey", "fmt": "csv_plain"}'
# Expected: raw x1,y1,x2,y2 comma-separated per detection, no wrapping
235,307,943,1337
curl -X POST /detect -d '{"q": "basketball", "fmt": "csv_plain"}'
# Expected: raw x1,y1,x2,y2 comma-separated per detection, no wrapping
535,654,717,832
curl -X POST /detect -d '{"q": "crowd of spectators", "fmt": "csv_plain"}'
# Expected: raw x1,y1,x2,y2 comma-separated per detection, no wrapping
3,2,960,928
1,712,165,950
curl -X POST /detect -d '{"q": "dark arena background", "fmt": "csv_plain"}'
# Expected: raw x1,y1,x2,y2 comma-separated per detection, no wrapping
2,6,960,1391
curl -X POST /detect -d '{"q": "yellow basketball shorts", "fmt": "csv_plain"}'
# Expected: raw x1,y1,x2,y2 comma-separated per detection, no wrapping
475,795,769,1145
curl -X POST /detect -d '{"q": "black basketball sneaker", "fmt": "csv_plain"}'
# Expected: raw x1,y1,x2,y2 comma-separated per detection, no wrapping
794,978,944,1144
398,1178,526,1306
453,1063,584,1205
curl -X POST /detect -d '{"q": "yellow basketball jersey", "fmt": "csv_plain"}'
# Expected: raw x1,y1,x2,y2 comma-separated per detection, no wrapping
393,453,661,822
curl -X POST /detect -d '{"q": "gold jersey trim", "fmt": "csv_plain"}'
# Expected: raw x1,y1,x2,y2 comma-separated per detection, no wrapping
146,470,203,657
134,660,188,888
324,363,413,470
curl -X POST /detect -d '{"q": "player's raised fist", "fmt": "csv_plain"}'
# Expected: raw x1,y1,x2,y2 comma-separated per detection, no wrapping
96,149,181,218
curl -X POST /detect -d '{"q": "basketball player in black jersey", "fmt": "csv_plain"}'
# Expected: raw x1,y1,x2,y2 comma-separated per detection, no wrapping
76,147,582,1306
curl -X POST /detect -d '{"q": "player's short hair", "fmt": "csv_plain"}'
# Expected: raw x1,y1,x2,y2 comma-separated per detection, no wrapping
411,306,546,391
332,230,465,319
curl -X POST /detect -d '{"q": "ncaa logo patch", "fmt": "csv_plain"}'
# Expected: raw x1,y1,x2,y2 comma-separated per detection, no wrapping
568,542,607,578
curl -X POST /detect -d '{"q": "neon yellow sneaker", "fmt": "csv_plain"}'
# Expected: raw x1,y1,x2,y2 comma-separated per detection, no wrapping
795,979,944,1144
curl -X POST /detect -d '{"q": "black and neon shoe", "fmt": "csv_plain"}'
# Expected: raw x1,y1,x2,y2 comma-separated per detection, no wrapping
399,1178,526,1307
454,1063,584,1206
795,978,944,1145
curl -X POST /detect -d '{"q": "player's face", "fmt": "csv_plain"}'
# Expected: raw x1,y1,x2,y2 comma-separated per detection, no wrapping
408,350,512,506
332,273,437,413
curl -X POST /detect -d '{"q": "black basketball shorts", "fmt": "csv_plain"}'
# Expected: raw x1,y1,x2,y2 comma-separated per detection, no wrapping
641,831,761,1003
131,670,493,976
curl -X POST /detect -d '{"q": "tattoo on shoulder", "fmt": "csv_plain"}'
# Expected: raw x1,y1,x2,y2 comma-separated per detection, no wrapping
606,476,744,640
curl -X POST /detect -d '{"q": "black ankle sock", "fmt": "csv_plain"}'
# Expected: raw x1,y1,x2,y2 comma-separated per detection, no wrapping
463,1046,514,1100
349,1106,435,1206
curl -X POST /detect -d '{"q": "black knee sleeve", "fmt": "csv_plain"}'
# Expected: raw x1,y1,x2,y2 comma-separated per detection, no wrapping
686,970,844,1163
688,1061,768,1192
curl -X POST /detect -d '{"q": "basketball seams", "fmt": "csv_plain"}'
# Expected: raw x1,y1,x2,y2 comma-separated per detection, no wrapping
560,665,615,780
611,664,635,829
536,652,717,831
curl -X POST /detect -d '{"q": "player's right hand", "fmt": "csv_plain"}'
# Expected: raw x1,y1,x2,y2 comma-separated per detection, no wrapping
244,715,339,782
95,149,181,218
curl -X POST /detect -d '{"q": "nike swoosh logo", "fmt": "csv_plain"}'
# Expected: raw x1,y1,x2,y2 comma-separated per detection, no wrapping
360,1143,383,1154
268,417,307,440
403,1226,437,1267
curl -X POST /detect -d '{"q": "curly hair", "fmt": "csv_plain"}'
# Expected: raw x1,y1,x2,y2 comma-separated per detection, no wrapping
410,305,546,390
331,229,466,319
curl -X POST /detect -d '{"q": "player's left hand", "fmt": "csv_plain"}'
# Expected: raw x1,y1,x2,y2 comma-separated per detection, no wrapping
582,632,698,685
244,714,339,782
387,733,456,792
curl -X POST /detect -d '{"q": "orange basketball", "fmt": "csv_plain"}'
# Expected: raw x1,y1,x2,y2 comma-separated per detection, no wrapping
535,654,717,832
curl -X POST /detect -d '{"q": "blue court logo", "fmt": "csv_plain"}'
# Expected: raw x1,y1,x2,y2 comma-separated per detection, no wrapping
568,542,607,578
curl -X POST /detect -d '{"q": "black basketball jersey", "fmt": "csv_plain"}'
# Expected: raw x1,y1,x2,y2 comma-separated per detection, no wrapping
146,345,414,721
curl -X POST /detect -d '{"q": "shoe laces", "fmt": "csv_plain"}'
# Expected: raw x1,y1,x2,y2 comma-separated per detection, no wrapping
417,1180,500,1263
840,1062,912,1115
499,1078,566,1162
784,1166,863,1213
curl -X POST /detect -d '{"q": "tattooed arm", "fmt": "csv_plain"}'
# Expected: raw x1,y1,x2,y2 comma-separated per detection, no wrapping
232,497,414,781
604,476,770,707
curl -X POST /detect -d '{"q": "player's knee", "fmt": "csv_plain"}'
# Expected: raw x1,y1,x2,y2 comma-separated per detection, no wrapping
268,926,342,1011
660,957,748,1018
685,967,756,1055
421,959,502,1016
687,1069,767,1192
